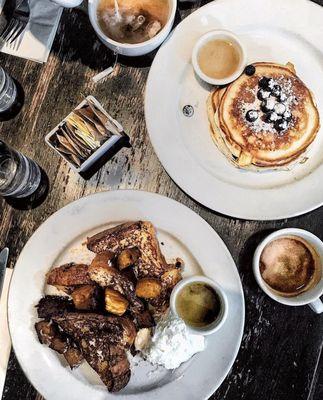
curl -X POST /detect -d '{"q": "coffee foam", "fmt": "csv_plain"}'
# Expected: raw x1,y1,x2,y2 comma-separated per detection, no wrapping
260,236,321,297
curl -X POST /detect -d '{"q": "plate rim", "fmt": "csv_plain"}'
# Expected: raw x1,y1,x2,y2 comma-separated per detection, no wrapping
7,189,245,400
145,0,323,220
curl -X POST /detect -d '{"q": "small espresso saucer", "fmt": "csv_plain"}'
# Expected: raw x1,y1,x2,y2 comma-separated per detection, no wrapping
253,228,323,313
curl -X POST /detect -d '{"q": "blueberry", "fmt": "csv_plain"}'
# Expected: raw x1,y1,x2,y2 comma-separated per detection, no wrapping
283,110,292,121
244,65,256,76
267,78,276,90
246,110,259,122
265,111,281,123
274,119,289,132
261,97,276,112
259,77,270,89
274,102,286,115
257,89,271,101
277,92,287,102
272,84,282,97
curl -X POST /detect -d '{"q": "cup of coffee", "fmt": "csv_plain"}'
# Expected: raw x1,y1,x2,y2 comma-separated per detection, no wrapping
51,0,177,57
253,228,323,313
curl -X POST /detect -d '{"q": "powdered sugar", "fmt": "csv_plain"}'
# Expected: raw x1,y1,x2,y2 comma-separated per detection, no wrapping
239,76,297,134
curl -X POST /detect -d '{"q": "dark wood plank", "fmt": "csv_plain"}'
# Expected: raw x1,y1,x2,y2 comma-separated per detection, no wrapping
1,1,323,400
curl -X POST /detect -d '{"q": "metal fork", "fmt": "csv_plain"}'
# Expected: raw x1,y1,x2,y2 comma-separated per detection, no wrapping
0,0,30,46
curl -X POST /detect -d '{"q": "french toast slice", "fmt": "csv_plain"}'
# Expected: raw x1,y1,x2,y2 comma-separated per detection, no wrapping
52,313,136,351
46,263,92,289
35,320,83,369
36,295,75,320
52,313,136,392
87,221,168,279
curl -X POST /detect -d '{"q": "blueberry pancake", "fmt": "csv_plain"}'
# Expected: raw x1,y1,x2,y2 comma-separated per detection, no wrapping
207,62,320,170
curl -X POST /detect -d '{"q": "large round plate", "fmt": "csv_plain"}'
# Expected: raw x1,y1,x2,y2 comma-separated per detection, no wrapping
8,190,244,400
145,0,323,220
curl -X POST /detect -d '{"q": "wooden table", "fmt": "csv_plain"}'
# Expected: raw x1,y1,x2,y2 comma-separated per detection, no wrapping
1,1,323,399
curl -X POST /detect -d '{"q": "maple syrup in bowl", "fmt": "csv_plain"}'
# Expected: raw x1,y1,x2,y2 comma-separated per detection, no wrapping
170,276,228,335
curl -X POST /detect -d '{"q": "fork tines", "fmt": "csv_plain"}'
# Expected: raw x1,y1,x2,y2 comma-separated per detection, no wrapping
0,19,22,44
0,0,30,47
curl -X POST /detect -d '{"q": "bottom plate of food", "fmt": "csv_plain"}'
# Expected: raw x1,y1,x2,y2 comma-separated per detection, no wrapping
8,190,244,400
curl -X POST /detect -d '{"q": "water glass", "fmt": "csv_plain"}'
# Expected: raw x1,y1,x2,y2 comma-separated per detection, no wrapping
0,67,17,113
0,141,41,199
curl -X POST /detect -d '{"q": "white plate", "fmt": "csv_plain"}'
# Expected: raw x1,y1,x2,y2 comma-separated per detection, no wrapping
8,190,244,400
145,0,323,220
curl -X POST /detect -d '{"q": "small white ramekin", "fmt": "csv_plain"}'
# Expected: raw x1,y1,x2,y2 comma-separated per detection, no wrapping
192,29,247,86
170,275,228,335
253,228,323,313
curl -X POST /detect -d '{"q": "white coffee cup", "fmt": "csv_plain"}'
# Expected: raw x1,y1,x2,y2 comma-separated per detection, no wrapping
170,275,228,335
51,0,177,57
253,228,323,314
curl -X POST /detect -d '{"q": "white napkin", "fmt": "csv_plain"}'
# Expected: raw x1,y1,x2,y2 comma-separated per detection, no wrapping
0,0,63,63
0,268,13,398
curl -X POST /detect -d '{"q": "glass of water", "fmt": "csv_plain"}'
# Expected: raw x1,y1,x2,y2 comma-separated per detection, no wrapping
0,67,17,113
0,141,41,199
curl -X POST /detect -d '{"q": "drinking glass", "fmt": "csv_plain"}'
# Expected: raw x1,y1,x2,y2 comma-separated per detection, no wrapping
0,141,41,198
0,68,17,113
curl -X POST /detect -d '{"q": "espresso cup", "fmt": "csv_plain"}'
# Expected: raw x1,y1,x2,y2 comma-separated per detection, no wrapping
253,228,323,313
51,0,177,57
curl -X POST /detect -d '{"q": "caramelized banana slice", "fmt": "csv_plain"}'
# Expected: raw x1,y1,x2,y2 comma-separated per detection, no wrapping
71,285,100,311
90,251,115,269
105,289,129,316
161,269,182,289
135,278,162,299
117,248,140,270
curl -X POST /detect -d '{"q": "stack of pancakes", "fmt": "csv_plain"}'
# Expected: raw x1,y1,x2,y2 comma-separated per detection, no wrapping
207,62,320,170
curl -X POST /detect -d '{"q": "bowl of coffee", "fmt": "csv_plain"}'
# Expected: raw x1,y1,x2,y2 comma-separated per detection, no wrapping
89,0,177,56
253,228,323,313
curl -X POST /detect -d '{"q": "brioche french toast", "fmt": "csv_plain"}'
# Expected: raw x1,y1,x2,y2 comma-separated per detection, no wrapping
207,62,320,169
36,295,75,319
35,320,83,369
46,262,92,292
52,313,136,392
87,221,168,278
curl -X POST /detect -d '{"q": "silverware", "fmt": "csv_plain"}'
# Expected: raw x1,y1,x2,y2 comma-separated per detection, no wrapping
0,248,9,299
0,0,30,47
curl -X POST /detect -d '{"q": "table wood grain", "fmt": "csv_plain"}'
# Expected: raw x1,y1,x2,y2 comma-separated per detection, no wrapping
1,1,323,399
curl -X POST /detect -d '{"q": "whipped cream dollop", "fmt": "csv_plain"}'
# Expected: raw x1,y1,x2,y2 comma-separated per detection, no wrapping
140,312,205,370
